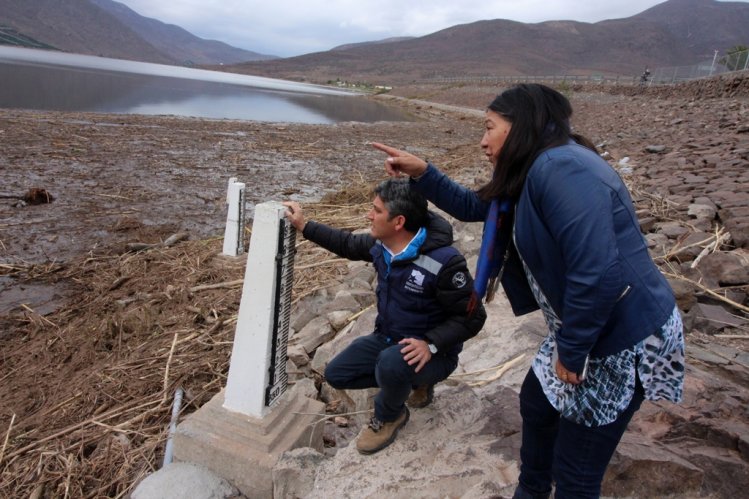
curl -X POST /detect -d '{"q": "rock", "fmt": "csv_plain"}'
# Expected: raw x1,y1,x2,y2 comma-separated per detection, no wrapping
132,462,239,499
692,251,749,287
293,316,334,355
616,157,633,174
324,384,376,427
687,203,716,220
603,433,703,498
319,290,362,315
712,190,749,208
645,232,669,252
683,174,708,185
724,288,747,306
725,219,749,248
326,310,352,331
680,446,749,499
310,307,376,375
690,303,747,334
455,231,481,257
669,231,713,262
667,278,697,312
287,344,310,367
291,377,319,401
720,205,749,219
347,262,376,285
348,277,372,290
665,194,693,210
693,196,717,210
273,447,326,499
346,288,376,307
290,303,318,335
638,216,656,233
690,217,713,232
689,344,732,365
657,221,690,239
645,145,667,153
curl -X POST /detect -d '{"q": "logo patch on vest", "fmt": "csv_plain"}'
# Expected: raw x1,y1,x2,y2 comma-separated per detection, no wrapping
451,271,467,289
405,269,426,294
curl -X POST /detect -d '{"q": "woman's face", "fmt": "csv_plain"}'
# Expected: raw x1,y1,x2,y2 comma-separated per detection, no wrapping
480,110,512,165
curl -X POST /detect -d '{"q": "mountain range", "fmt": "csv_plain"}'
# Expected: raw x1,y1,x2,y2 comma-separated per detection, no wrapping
228,0,749,83
1,0,747,83
0,0,274,65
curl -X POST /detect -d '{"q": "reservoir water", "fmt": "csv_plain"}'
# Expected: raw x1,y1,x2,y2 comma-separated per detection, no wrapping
0,47,411,123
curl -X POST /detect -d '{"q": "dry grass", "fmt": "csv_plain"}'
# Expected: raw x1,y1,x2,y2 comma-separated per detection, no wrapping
0,180,374,498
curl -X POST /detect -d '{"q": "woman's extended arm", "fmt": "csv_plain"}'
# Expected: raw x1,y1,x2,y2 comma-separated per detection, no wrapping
372,142,490,222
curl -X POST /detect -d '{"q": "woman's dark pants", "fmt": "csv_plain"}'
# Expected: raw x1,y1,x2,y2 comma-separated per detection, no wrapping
513,368,644,499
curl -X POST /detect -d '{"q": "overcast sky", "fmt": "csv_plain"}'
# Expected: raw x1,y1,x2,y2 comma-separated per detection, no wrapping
116,0,744,57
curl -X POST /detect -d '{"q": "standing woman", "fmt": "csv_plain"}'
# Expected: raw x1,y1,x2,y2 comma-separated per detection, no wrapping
372,84,684,499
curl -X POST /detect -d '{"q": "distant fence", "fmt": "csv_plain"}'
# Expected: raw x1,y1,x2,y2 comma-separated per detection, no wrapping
428,74,639,86
423,48,749,86
649,48,749,84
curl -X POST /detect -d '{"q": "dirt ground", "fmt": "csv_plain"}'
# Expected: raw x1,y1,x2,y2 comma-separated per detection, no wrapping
1,81,748,497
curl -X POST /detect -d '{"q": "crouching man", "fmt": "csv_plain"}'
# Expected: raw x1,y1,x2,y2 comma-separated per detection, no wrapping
283,179,486,455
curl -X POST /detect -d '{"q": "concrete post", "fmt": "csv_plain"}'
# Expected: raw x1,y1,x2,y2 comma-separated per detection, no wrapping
224,201,293,417
222,181,245,257
174,201,323,498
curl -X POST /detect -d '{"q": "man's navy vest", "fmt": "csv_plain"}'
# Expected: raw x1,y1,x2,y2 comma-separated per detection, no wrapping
370,242,461,349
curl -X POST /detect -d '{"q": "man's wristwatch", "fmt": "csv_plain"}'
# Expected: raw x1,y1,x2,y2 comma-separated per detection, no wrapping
428,343,438,354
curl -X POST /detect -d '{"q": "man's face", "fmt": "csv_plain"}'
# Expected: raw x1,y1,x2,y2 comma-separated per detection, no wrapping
367,195,401,240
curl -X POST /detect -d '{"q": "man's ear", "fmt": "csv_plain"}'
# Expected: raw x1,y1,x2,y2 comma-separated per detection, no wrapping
392,214,407,231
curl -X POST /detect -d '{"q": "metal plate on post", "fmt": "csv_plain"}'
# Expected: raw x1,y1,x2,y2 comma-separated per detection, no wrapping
265,217,296,407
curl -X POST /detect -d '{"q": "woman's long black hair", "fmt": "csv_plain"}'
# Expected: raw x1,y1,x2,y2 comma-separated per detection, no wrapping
476,84,597,201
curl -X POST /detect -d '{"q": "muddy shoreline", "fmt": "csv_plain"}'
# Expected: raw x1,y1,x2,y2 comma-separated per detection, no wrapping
0,101,468,265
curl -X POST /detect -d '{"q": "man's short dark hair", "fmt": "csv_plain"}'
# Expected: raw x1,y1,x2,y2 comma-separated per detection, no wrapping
374,179,428,232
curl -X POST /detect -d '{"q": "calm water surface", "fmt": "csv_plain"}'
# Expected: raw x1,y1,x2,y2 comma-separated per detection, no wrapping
0,47,411,123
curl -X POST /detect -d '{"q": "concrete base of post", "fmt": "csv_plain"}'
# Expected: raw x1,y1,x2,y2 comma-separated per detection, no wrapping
173,388,325,498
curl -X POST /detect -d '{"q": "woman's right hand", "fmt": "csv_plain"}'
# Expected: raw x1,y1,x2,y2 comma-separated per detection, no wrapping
371,142,428,178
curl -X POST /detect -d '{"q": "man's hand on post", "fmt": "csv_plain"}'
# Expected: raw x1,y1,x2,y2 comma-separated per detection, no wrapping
399,337,432,373
282,201,306,232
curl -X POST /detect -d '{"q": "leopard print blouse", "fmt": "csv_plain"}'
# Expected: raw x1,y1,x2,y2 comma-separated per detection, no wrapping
516,236,685,427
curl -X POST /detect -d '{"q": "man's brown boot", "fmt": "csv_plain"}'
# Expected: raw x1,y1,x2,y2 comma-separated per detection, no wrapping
407,384,434,408
356,407,410,455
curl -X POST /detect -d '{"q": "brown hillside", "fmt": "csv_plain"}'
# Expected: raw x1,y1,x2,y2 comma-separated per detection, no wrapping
89,0,275,64
0,0,272,65
226,0,749,84
0,0,173,63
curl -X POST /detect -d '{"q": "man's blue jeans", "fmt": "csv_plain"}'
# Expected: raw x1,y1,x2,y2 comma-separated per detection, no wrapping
324,333,458,421
514,368,644,499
